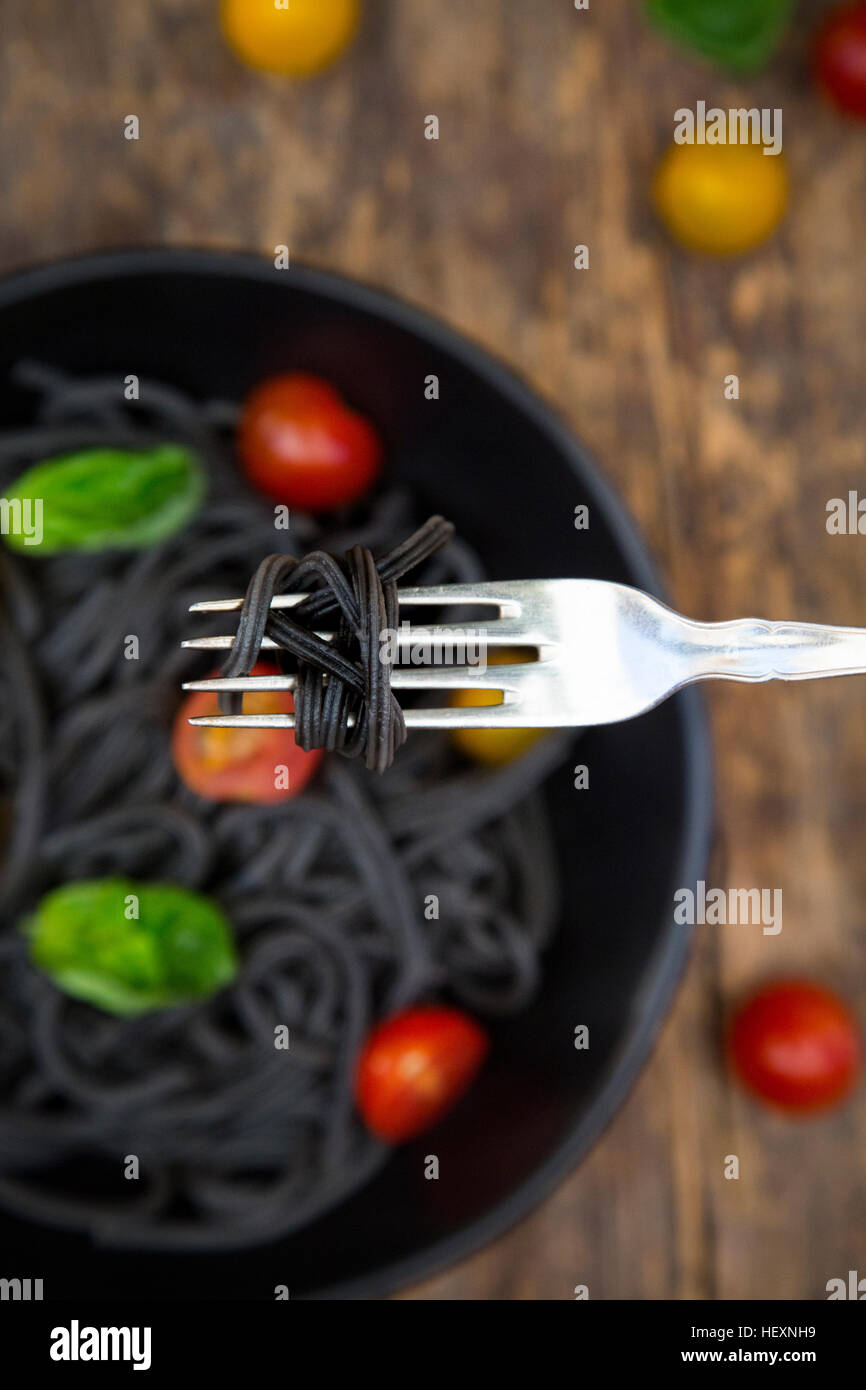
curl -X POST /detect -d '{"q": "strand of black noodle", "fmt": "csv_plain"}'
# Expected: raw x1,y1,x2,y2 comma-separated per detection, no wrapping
0,366,567,1251
0,600,47,913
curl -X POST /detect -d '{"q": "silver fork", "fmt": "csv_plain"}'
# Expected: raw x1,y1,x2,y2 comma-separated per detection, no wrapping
181,579,866,730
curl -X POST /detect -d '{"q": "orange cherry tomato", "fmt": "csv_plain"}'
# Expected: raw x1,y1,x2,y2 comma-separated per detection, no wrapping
728,980,860,1114
220,0,361,78
238,372,383,512
356,1006,489,1142
172,662,322,803
653,142,789,257
451,647,546,766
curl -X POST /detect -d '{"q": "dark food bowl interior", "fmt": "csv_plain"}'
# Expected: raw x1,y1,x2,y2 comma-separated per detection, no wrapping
0,250,712,1298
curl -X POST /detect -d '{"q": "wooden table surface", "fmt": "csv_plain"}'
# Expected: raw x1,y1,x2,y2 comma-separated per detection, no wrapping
2,0,864,1300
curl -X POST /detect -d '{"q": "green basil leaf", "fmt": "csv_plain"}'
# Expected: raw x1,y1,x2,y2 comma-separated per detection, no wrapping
25,879,238,1017
647,0,794,72
0,444,204,556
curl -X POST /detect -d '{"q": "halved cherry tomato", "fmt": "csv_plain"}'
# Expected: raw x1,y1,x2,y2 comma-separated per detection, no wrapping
356,1006,489,1142
220,0,361,78
814,4,866,118
172,662,322,803
728,980,861,1114
238,372,383,512
451,647,546,766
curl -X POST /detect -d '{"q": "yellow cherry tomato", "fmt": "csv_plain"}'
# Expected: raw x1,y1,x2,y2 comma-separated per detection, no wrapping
653,142,789,257
451,648,546,767
220,0,360,78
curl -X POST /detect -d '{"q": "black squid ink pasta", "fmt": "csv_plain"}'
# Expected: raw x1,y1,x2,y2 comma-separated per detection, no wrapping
219,513,457,773
0,363,568,1250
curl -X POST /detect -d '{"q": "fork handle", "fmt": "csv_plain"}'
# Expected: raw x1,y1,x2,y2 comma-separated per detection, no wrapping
684,618,866,683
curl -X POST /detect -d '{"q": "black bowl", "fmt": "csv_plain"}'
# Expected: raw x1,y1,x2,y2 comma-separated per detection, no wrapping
0,249,713,1299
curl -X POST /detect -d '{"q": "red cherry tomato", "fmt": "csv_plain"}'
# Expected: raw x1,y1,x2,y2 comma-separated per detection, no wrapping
728,980,861,1113
238,372,384,511
355,1006,489,1142
814,4,866,118
172,662,322,803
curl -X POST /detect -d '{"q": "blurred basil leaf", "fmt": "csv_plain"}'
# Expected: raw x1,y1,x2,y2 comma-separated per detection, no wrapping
26,879,238,1016
647,0,794,72
1,443,204,555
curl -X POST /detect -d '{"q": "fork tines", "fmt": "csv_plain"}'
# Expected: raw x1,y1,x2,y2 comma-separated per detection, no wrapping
182,580,545,730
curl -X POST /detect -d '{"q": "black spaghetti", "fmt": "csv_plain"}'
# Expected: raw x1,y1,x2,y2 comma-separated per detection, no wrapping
0,365,567,1250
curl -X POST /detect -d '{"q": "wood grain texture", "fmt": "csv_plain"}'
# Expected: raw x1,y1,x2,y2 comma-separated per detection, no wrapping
1,0,864,1300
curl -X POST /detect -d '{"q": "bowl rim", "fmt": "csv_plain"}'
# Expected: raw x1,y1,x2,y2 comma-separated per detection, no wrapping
0,247,714,1300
